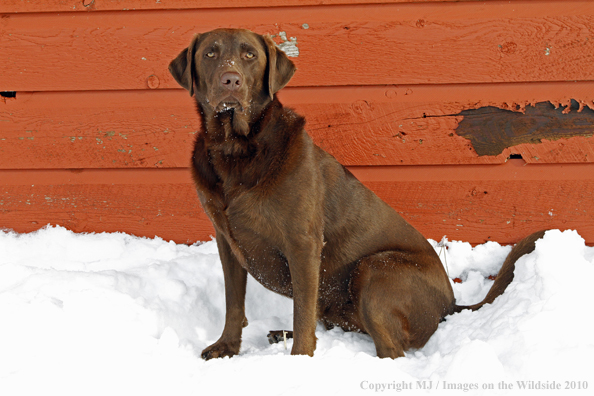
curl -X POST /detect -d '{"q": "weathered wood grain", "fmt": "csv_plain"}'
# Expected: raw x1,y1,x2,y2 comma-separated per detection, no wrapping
2,1,594,91
0,0,508,14
3,84,594,169
0,169,208,244
2,161,593,245
456,100,594,157
0,90,200,169
2,0,593,247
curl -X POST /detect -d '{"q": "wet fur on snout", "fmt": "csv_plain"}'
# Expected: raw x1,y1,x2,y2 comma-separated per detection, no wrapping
169,28,545,360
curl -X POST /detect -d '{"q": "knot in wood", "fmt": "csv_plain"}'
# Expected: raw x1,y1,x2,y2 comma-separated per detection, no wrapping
147,74,160,89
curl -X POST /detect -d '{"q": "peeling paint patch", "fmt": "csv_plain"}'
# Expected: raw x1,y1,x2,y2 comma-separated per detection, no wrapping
455,99,594,156
276,31,299,57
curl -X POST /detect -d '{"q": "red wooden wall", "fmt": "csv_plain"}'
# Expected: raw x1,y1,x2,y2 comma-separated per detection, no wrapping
2,0,594,245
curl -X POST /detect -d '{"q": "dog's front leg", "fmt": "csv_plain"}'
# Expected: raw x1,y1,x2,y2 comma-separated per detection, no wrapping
286,240,322,357
201,234,248,360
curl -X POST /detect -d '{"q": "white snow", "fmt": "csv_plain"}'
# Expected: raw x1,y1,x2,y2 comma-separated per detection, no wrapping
1,226,593,395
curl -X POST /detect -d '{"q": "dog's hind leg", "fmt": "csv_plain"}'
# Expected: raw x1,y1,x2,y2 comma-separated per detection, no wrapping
360,296,408,358
350,251,454,359
353,267,408,358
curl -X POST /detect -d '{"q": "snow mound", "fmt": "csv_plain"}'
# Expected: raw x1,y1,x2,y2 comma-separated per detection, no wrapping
1,226,592,395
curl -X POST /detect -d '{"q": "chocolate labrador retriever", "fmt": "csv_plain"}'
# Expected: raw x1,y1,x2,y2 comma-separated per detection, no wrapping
169,28,545,359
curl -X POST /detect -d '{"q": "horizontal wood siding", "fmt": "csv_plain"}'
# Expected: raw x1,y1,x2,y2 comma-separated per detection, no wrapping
2,0,594,244
0,0,529,13
3,2,594,91
3,84,594,169
2,160,590,245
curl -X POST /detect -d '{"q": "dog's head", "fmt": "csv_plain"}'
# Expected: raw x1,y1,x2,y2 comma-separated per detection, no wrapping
169,29,296,135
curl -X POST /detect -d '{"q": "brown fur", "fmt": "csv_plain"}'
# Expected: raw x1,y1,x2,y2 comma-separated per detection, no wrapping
169,28,545,359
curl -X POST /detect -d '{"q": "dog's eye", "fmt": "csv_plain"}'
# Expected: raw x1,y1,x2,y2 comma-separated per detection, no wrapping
205,51,216,58
245,52,255,59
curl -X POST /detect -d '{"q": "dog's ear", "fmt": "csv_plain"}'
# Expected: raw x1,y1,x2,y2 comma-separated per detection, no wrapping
263,35,296,100
168,34,202,97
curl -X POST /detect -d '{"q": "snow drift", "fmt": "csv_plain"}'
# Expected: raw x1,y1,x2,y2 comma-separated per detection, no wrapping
1,226,592,395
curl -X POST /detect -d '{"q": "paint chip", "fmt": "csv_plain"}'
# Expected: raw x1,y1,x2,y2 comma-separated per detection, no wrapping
277,31,299,57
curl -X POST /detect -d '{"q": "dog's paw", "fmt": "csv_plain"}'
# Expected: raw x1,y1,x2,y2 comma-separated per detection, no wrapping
267,330,294,344
201,341,240,360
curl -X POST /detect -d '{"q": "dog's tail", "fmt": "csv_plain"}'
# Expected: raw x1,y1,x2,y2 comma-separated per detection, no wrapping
452,230,546,313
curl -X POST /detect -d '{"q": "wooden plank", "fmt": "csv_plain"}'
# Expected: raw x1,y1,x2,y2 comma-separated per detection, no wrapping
2,1,594,91
0,90,200,169
1,161,593,245
0,169,210,244
3,83,594,169
0,0,510,14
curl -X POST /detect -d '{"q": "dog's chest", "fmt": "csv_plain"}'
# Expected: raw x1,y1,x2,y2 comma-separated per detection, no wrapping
201,188,295,296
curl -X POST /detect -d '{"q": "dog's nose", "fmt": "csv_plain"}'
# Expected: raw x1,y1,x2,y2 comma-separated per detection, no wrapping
220,72,242,91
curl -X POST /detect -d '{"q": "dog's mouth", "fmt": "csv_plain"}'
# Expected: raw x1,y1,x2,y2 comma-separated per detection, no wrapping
215,100,244,113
